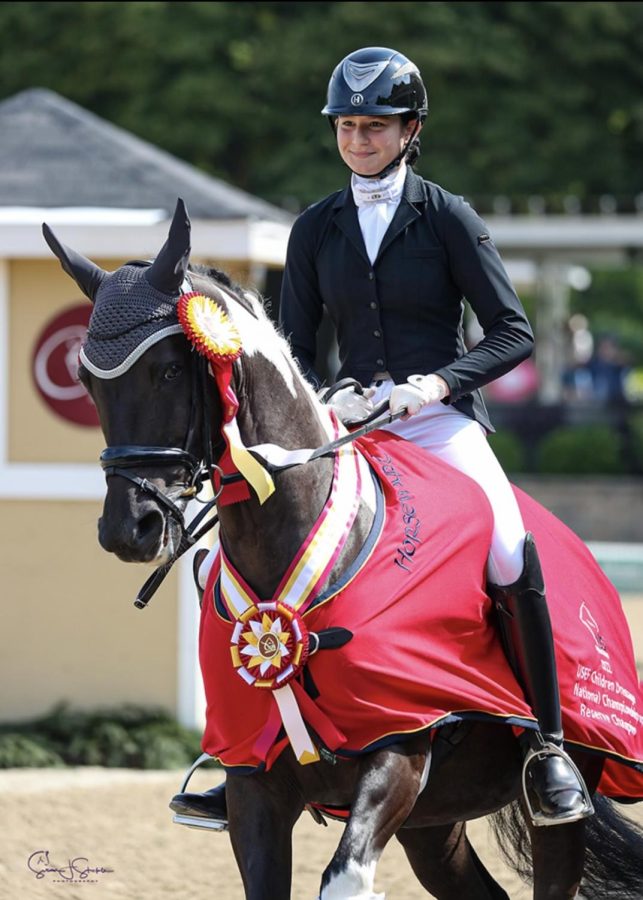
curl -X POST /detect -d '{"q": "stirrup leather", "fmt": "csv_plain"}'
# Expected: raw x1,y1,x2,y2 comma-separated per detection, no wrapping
522,742,594,827
172,752,228,832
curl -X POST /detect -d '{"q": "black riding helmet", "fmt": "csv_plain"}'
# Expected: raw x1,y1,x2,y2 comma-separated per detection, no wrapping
322,47,428,178
322,47,428,121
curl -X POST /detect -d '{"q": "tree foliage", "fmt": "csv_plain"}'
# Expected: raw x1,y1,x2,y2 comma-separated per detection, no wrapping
1,1,642,211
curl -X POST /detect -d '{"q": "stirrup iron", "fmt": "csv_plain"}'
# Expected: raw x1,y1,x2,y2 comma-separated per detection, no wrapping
522,741,594,827
172,752,228,832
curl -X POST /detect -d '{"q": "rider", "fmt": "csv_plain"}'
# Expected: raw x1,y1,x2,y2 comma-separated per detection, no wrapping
171,46,592,827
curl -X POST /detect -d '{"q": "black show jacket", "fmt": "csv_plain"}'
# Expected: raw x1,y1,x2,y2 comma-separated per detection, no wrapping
279,169,535,432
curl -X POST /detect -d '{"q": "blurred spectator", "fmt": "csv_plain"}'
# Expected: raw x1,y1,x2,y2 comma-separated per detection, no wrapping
586,334,630,406
562,314,594,402
563,328,630,406
567,314,594,368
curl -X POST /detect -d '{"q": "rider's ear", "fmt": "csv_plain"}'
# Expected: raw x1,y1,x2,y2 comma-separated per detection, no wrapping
41,223,107,302
146,198,191,296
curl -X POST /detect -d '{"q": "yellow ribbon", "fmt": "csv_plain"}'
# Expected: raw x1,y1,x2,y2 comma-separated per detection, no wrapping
223,417,275,505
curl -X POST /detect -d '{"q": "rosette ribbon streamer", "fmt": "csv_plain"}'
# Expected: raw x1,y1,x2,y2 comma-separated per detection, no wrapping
178,291,275,504
220,435,367,763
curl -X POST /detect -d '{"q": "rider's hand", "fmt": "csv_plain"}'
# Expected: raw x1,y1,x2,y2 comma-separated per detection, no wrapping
324,385,375,425
389,374,449,418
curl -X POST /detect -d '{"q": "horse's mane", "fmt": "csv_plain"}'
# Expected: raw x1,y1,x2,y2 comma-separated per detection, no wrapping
188,263,333,435
189,261,274,326
190,262,242,294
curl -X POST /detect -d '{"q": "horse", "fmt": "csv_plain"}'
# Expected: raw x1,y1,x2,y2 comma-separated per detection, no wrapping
43,200,643,899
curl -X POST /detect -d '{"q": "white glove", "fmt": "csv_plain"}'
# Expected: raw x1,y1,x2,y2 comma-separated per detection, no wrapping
389,374,449,417
323,385,375,425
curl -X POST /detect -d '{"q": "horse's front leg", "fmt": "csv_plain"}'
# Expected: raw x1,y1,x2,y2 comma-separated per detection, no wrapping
227,770,304,900
319,737,429,900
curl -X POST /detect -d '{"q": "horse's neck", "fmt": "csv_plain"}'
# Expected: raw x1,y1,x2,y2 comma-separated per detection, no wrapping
219,370,372,600
217,371,338,598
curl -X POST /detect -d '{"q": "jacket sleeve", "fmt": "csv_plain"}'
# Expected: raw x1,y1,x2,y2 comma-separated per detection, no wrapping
279,212,324,389
433,198,535,403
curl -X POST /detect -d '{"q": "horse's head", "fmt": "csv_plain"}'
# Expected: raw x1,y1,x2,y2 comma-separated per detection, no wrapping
43,200,333,569
43,200,220,564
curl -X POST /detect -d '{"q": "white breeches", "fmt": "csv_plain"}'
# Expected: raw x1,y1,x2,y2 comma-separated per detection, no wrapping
369,379,526,585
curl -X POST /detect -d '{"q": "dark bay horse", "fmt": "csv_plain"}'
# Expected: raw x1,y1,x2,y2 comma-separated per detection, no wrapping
43,202,643,899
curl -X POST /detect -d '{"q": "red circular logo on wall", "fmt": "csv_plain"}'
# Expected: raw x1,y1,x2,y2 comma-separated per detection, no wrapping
31,304,99,427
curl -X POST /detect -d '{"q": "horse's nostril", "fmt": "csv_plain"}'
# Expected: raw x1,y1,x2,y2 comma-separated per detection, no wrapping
98,507,166,561
135,509,165,547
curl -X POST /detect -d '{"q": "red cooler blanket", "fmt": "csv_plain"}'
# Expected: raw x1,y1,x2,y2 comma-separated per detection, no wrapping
199,431,643,799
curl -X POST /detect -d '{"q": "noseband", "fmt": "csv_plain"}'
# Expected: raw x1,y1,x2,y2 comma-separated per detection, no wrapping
100,445,208,522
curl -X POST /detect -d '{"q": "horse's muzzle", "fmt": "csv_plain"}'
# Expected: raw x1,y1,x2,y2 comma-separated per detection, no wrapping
98,489,180,564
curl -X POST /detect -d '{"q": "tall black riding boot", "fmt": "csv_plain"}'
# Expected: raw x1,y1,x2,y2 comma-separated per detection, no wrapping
488,533,594,826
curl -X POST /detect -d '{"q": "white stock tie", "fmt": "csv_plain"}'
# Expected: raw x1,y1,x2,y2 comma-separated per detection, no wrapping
351,164,406,264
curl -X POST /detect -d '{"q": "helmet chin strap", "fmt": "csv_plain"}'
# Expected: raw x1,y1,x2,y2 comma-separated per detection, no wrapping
350,119,421,179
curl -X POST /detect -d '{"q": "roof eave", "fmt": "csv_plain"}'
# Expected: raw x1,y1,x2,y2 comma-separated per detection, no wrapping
0,209,292,266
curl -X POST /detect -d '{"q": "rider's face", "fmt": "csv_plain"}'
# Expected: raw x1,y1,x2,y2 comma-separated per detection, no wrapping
336,115,418,177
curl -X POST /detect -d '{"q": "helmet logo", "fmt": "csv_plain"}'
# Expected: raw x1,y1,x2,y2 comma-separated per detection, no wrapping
343,59,389,92
351,93,364,106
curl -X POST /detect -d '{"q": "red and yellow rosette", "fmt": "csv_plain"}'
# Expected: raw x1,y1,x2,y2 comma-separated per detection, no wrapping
178,291,242,365
230,602,319,764
230,601,310,689
178,292,275,504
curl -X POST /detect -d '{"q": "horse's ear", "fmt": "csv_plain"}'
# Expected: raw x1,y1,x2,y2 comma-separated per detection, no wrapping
41,224,107,302
146,198,191,295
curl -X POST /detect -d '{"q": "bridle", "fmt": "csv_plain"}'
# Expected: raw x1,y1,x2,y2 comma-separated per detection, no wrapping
99,352,218,507
98,353,227,608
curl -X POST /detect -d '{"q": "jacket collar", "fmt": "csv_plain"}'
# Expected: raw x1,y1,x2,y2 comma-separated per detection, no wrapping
332,169,428,265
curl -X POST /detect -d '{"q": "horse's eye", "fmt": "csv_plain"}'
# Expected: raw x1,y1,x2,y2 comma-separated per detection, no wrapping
163,363,183,381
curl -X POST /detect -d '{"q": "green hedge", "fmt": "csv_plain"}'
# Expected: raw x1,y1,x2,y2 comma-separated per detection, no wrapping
0,704,205,769
490,422,634,475
629,412,643,469
487,430,527,474
536,424,623,475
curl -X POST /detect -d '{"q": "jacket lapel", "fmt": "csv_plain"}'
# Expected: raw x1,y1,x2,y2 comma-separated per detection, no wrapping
376,170,427,261
332,188,370,266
